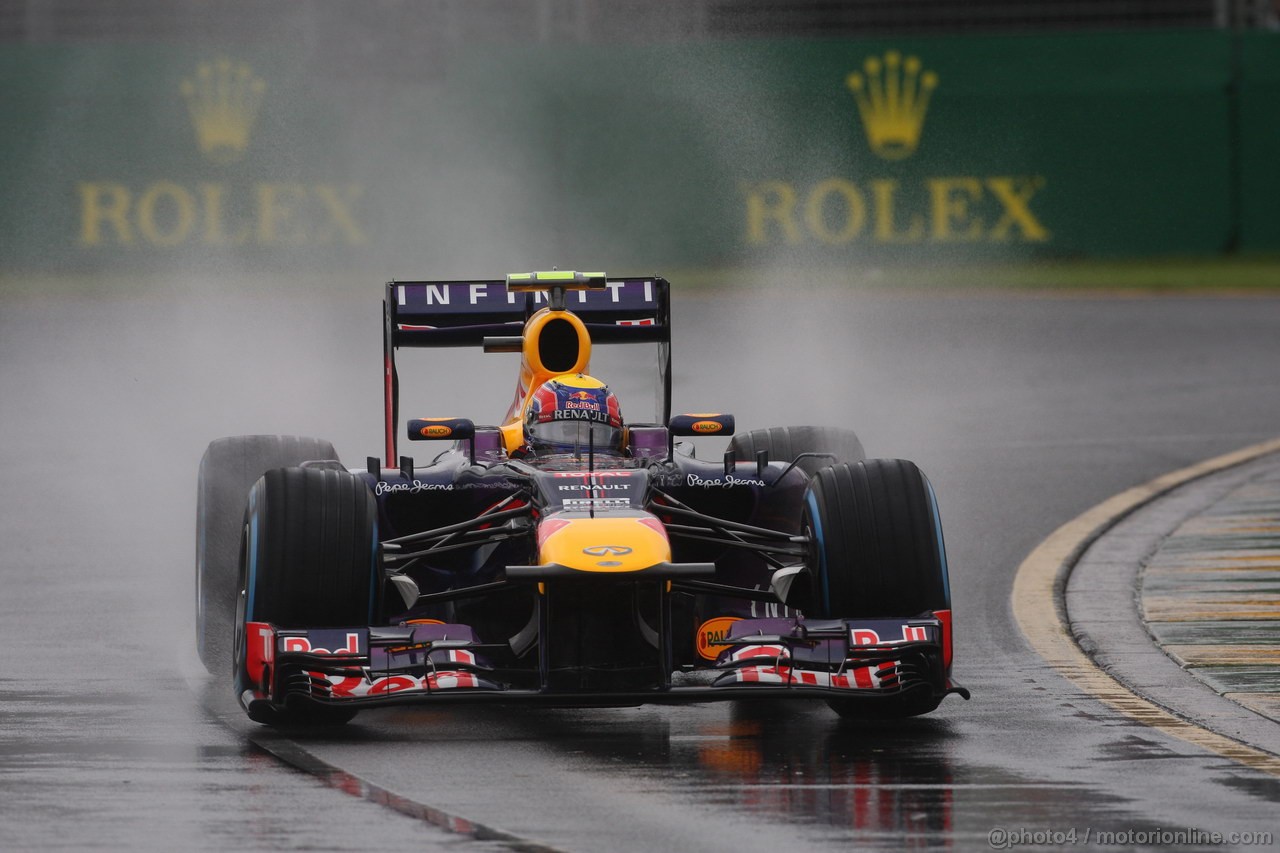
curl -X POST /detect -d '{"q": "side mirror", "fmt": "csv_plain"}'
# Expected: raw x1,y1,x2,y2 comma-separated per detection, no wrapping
667,413,735,437
407,417,476,441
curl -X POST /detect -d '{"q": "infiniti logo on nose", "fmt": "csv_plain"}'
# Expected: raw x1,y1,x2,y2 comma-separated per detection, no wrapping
582,545,633,556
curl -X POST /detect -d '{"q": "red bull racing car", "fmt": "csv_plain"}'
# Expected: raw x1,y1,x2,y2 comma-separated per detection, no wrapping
196,271,968,725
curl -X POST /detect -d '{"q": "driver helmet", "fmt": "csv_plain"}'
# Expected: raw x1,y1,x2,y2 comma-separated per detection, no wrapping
524,374,624,456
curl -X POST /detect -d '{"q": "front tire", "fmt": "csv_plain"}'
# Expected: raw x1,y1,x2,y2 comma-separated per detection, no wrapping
803,459,951,718
235,466,381,726
196,435,339,675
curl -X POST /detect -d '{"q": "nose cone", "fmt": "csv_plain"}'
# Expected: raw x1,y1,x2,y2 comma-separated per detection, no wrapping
537,513,671,572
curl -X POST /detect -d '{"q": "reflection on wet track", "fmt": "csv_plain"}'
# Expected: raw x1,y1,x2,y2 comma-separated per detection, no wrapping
242,693,1235,852
584,706,964,844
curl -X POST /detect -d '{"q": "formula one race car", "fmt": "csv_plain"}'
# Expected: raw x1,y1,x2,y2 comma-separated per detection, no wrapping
196,271,968,725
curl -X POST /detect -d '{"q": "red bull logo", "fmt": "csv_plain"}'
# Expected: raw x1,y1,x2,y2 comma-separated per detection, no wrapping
562,388,605,413
563,389,601,412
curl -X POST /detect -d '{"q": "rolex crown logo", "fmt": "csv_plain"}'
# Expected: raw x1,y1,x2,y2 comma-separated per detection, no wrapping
180,58,266,164
846,51,937,161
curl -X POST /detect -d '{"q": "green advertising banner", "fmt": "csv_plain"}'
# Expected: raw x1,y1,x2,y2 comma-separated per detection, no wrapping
0,30,1267,274
0,46,390,272
498,31,1235,265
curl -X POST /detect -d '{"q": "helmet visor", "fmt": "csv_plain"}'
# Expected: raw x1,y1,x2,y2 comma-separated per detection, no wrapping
527,420,622,455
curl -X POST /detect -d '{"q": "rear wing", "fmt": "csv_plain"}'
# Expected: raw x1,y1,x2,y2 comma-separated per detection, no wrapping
382,277,672,464
387,278,669,347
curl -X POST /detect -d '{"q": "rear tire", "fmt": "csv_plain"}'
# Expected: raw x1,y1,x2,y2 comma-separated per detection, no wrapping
196,435,339,675
237,466,381,726
803,460,951,718
729,426,865,477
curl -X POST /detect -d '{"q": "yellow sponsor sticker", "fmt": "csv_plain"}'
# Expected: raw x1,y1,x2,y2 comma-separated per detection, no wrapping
696,616,742,660
420,424,453,438
692,420,723,434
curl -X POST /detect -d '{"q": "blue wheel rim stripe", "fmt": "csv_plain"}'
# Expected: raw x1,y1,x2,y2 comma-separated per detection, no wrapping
924,477,951,608
805,490,830,615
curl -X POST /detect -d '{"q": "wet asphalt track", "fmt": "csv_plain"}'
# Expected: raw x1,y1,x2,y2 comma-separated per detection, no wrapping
2,283,1279,850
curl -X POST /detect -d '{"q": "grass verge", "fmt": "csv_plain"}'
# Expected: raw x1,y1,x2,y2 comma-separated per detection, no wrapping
672,256,1280,293
4,256,1280,300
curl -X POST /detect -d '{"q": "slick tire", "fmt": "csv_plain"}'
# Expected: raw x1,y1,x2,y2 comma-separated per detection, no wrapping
237,466,381,727
729,426,865,477
802,460,951,719
196,435,339,675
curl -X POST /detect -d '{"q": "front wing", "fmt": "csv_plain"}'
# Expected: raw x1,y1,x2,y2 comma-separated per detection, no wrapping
239,616,968,716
